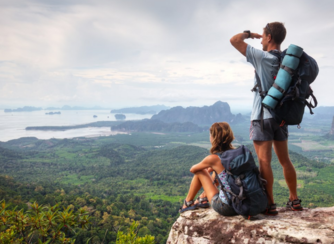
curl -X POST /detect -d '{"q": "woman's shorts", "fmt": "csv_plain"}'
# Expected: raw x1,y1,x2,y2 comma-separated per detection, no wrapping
211,193,237,216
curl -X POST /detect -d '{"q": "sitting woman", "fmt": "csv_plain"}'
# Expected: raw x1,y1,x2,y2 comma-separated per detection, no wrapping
179,122,237,216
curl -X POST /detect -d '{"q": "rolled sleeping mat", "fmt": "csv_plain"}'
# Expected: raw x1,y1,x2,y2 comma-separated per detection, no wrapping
286,44,304,59
274,67,293,91
262,68,292,109
262,44,304,109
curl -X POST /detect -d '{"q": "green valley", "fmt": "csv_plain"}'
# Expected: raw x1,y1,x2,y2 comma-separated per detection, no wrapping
1,119,334,243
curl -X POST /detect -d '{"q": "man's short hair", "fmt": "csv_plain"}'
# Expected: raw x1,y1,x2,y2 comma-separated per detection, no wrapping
264,22,286,45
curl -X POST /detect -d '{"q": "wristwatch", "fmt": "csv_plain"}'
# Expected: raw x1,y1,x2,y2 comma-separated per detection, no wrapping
244,30,251,38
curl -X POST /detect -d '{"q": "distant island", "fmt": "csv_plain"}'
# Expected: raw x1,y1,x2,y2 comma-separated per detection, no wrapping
4,106,42,112
115,114,126,121
24,101,245,133
45,111,61,115
26,121,121,131
4,105,111,112
45,105,108,110
151,101,245,125
110,105,170,114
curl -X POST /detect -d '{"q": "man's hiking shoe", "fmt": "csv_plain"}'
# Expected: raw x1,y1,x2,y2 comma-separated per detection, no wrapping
195,196,210,208
262,203,278,216
179,199,197,213
286,199,303,211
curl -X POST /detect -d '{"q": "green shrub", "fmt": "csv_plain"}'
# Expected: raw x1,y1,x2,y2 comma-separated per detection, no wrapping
0,200,89,244
116,221,154,244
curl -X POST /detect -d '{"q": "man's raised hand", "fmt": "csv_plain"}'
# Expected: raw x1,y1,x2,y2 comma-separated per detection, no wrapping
251,33,262,39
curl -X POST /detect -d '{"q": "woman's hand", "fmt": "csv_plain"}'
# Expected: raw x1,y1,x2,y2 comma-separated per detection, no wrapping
189,155,223,174
207,167,214,173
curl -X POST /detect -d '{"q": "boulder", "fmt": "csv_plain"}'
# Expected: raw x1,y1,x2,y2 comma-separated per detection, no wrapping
167,207,334,244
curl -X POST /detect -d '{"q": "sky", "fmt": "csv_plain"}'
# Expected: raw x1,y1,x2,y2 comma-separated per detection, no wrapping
1,0,333,112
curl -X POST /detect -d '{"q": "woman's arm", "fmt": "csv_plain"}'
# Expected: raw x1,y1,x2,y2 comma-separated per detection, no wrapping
190,155,222,174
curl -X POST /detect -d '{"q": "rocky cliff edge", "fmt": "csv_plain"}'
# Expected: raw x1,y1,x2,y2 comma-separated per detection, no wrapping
167,207,334,244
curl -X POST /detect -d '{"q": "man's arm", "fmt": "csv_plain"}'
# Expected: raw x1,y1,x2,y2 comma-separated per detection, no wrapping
230,32,262,57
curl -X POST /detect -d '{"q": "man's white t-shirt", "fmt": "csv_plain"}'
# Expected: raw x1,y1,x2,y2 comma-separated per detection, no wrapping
246,45,280,121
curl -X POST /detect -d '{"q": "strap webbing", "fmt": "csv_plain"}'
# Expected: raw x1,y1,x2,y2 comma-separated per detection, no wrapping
254,168,267,191
280,64,295,76
252,50,281,132
251,83,258,92
305,93,318,115
272,83,285,93
286,53,301,59
214,170,247,207
260,105,264,132
255,72,267,97
267,95,280,102
309,93,317,108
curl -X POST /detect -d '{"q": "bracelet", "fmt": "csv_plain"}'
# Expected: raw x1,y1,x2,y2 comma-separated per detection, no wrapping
243,30,251,38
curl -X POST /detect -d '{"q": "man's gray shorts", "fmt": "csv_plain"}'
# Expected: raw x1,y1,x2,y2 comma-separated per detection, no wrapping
250,118,288,141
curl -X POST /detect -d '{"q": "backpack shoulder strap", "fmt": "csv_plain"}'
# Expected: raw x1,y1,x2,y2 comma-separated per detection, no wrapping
251,50,282,132
251,72,267,97
251,49,281,96
269,49,282,61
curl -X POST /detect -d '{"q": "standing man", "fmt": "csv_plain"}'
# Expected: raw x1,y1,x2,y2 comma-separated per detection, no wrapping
230,22,302,215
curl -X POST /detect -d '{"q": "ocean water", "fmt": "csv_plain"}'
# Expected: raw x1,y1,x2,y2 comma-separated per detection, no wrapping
0,110,151,142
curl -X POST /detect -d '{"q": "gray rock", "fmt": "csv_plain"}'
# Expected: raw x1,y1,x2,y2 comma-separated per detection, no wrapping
167,207,334,244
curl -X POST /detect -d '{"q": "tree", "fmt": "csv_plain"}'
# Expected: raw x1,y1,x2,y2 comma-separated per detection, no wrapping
116,221,154,244
0,201,90,243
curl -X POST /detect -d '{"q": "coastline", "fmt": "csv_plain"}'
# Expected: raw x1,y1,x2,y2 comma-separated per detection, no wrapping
0,110,151,142
0,127,128,142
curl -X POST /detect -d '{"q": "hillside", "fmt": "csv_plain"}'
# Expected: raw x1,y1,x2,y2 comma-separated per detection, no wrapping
4,106,42,112
111,119,204,132
151,101,245,125
1,134,334,243
329,116,334,138
311,106,334,119
111,105,170,114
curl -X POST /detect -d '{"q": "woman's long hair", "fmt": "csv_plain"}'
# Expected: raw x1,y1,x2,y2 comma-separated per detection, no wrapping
210,122,235,154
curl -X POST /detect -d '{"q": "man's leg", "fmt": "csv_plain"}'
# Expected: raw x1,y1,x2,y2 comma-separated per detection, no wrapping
273,140,298,202
253,140,274,205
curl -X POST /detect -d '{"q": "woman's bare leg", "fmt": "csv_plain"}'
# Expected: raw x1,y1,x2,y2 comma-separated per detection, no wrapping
194,171,218,204
183,169,219,209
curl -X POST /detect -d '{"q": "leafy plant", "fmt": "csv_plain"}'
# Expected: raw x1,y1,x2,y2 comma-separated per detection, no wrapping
0,200,90,244
116,221,154,244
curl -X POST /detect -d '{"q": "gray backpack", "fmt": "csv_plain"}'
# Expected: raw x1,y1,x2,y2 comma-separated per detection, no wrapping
215,145,267,218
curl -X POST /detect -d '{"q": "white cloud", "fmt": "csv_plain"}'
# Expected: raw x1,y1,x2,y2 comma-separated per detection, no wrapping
0,0,334,109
